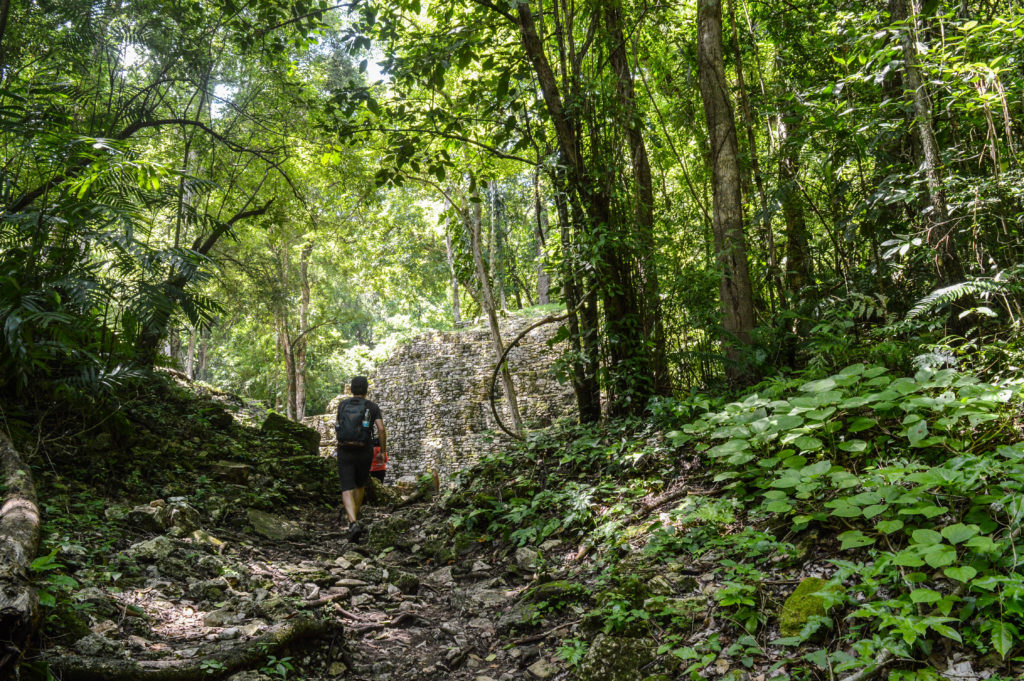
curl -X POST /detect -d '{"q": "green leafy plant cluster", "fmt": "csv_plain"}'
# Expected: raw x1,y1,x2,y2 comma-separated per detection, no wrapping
666,363,1024,671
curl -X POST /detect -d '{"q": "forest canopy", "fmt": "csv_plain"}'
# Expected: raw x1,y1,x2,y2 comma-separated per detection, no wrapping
1,0,1022,418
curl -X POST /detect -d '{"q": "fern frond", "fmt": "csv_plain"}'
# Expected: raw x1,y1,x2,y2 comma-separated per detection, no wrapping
906,278,1023,320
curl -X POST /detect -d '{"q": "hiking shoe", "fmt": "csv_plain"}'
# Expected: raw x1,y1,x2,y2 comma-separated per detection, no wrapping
346,522,364,542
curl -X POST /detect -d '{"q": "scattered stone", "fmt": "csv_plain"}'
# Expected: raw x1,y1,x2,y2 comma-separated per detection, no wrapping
388,569,420,594
576,634,656,681
643,596,706,621
425,566,455,586
73,632,122,657
328,661,348,676
539,539,561,552
126,501,167,533
526,657,556,678
471,560,492,573
191,529,225,551
247,508,303,540
365,515,411,554
514,547,540,571
90,619,117,636
211,460,252,484
203,608,236,627
124,536,175,562
72,587,117,616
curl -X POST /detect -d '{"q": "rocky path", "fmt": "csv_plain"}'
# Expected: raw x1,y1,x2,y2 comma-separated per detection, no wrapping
39,493,572,681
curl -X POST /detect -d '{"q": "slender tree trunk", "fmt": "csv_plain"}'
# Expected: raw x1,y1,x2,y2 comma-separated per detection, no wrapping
697,0,757,381
468,188,523,436
185,327,197,379
727,0,778,311
294,243,312,421
552,170,601,423
196,324,211,381
604,0,671,395
894,0,965,288
0,0,14,76
0,433,40,679
778,115,813,298
533,169,551,305
444,227,461,324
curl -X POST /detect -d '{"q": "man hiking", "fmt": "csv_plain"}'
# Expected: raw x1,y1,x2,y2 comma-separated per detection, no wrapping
334,376,386,542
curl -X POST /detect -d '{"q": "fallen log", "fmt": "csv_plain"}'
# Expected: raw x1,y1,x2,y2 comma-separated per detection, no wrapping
0,432,41,680
46,618,338,681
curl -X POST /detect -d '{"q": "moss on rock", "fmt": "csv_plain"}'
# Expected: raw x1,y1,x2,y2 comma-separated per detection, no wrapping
575,634,656,681
260,412,321,456
780,577,830,637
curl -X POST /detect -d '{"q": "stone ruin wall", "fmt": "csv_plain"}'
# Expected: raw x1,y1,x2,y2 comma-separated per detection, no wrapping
303,315,577,483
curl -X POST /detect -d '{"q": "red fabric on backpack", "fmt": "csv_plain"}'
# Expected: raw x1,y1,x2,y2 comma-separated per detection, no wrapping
370,446,388,472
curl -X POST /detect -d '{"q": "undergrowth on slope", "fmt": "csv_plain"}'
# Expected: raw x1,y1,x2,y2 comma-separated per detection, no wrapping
445,363,1024,680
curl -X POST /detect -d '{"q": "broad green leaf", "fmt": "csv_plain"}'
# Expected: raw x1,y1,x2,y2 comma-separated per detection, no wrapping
793,436,823,452
930,623,962,643
923,544,957,568
837,439,868,452
910,588,941,603
906,420,928,445
828,501,862,518
862,504,888,519
875,519,903,534
899,504,948,518
708,439,749,457
893,549,925,567
839,363,866,376
940,523,978,545
989,621,1018,658
911,529,942,546
943,566,977,582
764,500,794,513
838,531,874,550
801,378,837,393
801,460,831,476
965,535,997,553
847,417,876,432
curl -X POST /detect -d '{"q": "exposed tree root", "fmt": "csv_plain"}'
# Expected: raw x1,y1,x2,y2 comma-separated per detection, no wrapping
46,618,338,681
0,431,41,680
635,484,719,520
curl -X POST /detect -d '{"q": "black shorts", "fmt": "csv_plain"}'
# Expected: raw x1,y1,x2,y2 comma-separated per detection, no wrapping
337,445,373,492
370,470,386,483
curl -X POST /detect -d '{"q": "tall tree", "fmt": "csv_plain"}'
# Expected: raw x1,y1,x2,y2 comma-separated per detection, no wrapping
697,0,757,380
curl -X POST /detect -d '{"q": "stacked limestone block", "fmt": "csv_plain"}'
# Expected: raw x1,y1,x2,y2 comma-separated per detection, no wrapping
306,314,577,482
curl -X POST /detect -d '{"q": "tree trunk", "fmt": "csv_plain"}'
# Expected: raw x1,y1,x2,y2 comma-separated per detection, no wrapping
0,432,40,679
552,171,601,423
294,243,312,422
0,0,13,75
184,328,197,379
778,115,813,299
727,0,778,312
604,0,671,395
533,170,551,305
196,324,211,382
894,0,965,288
468,188,523,436
697,0,757,381
444,228,461,324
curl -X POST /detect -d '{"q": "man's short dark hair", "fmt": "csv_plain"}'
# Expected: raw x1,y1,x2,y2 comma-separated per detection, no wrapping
351,376,369,395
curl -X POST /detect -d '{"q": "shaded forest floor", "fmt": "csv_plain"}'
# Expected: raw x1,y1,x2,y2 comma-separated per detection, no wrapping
16,363,1024,681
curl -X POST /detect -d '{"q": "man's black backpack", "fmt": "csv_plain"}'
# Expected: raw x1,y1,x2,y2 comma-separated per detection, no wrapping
336,398,372,447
